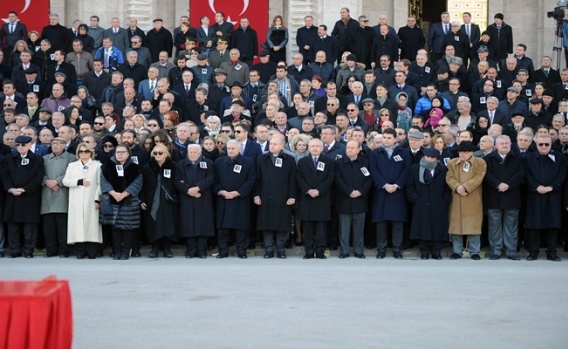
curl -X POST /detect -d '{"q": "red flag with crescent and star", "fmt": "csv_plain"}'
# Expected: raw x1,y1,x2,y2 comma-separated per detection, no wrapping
190,0,269,61
1,0,50,33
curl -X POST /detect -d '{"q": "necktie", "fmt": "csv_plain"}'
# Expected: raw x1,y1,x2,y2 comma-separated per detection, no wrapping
150,81,155,90
104,50,110,67
114,28,118,34
489,111,494,124
355,96,360,104
185,85,189,95
466,25,470,38
10,23,14,33
241,143,245,155
313,157,318,168
423,170,432,185
544,69,549,77
56,64,60,71
444,24,448,34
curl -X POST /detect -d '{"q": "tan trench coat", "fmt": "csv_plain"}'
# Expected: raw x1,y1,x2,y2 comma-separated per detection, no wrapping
445,156,487,235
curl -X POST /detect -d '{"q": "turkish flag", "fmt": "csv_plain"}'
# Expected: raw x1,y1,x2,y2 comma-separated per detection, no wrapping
190,0,269,61
1,1,50,33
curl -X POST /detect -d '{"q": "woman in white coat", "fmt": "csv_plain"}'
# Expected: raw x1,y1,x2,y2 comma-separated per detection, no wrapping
63,142,102,259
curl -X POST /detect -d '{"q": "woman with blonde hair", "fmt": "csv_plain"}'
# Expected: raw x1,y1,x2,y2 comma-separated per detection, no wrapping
10,39,30,66
140,143,178,258
132,114,148,134
266,15,288,63
63,142,102,259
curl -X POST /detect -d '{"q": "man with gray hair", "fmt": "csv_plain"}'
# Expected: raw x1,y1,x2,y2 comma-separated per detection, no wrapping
442,21,470,62
214,139,256,259
118,50,147,88
297,138,335,259
483,135,525,260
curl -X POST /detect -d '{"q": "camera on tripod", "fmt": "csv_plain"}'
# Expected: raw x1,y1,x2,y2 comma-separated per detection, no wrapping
548,0,568,20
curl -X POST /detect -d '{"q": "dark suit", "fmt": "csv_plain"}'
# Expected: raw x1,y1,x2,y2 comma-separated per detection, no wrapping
0,22,28,53
486,22,514,64
296,26,319,63
428,22,450,61
196,27,216,54
461,23,480,47
297,155,335,257
478,109,509,126
240,140,262,161
322,141,346,161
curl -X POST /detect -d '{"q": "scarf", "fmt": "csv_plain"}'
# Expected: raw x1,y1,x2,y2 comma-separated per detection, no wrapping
419,158,438,184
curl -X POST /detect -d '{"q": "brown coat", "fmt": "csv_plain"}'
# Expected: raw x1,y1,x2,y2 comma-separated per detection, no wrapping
445,156,487,235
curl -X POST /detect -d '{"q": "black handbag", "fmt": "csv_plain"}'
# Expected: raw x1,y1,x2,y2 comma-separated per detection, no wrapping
161,185,179,204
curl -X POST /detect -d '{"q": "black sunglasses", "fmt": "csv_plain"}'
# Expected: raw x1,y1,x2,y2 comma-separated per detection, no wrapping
153,151,164,155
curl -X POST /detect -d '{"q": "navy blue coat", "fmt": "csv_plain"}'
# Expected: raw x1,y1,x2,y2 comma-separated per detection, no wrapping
174,157,215,237
369,146,411,222
334,156,373,213
254,152,297,231
406,162,451,241
296,155,335,221
214,154,256,230
524,151,567,229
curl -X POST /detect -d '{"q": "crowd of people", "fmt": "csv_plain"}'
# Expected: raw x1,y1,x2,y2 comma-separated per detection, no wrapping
0,8,567,262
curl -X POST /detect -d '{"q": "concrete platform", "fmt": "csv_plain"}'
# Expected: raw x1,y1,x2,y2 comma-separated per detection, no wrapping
1,246,567,348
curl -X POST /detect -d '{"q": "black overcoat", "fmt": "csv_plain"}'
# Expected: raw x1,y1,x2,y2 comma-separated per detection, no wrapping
254,152,296,231
483,151,525,210
405,162,451,241
174,157,215,237
296,155,335,221
334,156,372,214
214,154,256,230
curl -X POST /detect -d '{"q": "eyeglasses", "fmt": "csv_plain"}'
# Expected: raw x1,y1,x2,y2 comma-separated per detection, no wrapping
397,132,404,135
479,119,488,123
103,143,114,148
380,113,389,116
152,151,164,156
221,130,231,133
362,20,369,23
3,104,11,107
148,124,158,127
16,143,27,147
327,104,336,106
131,41,140,44
234,130,243,133
94,122,104,125
78,150,91,154
347,109,357,112
216,141,225,145
537,143,551,146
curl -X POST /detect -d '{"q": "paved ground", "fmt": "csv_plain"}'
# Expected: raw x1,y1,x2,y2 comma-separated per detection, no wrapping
2,246,568,349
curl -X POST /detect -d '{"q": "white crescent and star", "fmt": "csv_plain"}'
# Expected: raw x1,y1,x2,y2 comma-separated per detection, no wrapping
208,0,250,24
2,0,32,23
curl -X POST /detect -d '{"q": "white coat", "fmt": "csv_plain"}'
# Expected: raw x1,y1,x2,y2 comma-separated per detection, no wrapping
62,159,103,244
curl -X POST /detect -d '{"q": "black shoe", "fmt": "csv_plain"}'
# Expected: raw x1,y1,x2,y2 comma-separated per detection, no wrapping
564,244,568,252
471,254,481,260
547,253,561,262
10,252,22,258
59,253,69,258
507,255,520,261
113,253,121,260
338,254,348,259
216,253,229,259
24,253,34,258
490,254,500,260
421,254,429,260
527,253,538,261
284,241,292,249
376,252,386,259
264,252,274,259
315,254,326,259
198,254,207,259
44,252,56,257
303,254,313,259
76,254,86,259
393,251,403,259
148,250,159,258
432,254,443,260
277,252,287,259
450,253,462,260
131,250,141,258
237,254,247,259
163,250,174,258
120,254,129,260
354,253,366,259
